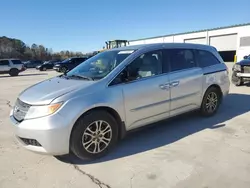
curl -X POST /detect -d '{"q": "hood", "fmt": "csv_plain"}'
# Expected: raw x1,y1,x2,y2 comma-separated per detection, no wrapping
238,59,250,66
19,76,94,105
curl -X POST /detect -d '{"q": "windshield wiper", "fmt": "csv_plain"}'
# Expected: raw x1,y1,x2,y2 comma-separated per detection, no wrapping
67,74,94,81
58,70,69,78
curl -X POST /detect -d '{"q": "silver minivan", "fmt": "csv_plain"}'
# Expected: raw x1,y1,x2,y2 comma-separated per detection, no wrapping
10,43,230,160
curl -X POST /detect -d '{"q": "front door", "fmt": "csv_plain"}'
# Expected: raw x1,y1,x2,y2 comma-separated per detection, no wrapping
166,48,203,116
120,50,170,129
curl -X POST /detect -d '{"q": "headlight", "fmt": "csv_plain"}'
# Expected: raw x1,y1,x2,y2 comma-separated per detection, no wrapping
24,102,63,119
233,64,241,71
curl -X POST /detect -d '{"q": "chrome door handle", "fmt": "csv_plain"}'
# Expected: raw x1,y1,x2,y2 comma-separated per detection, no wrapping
159,85,165,89
170,81,179,87
159,83,170,90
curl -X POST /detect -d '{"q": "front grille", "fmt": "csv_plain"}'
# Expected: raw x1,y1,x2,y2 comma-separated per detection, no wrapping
243,66,250,73
19,137,42,146
13,98,31,122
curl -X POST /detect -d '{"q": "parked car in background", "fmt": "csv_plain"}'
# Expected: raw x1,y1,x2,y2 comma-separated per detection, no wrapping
243,55,250,59
232,56,250,86
53,57,89,73
10,43,230,160
0,59,26,76
24,60,43,68
36,60,61,71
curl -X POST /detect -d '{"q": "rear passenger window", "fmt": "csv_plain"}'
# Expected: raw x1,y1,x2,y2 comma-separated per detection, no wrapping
11,60,22,64
168,49,196,72
0,60,9,66
197,50,221,68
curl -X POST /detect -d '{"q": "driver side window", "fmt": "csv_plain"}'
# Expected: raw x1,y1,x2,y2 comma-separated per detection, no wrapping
110,50,163,85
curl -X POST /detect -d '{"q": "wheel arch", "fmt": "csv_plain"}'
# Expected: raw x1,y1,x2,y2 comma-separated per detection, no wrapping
10,67,19,71
203,84,223,101
69,106,126,149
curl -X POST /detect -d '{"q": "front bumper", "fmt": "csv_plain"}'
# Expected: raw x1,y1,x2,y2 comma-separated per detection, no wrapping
20,68,26,72
9,110,71,155
53,66,60,72
236,72,250,78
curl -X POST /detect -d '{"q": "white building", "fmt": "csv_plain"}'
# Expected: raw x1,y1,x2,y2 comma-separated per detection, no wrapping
128,23,250,62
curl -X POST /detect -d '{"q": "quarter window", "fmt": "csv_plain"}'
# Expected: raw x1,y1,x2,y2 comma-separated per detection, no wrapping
0,60,9,66
196,50,221,68
168,49,196,72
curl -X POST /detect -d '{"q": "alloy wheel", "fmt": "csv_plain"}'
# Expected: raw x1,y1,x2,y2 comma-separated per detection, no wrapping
82,120,112,154
205,92,218,113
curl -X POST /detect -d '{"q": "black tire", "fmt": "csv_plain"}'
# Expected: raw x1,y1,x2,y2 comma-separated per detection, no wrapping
9,68,19,76
231,72,243,86
70,110,118,160
200,87,221,117
42,67,47,71
60,67,67,73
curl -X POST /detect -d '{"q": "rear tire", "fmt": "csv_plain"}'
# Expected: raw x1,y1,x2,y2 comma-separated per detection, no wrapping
9,68,19,76
70,110,118,161
200,87,221,117
232,72,243,86
43,67,47,71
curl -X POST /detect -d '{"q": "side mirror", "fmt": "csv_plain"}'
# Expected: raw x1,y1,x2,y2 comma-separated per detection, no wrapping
120,66,140,82
120,69,129,82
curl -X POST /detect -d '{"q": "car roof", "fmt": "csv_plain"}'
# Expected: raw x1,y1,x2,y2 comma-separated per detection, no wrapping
109,43,216,52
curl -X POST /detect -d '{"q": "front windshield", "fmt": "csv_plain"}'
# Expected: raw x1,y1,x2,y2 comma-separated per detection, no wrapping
66,49,135,80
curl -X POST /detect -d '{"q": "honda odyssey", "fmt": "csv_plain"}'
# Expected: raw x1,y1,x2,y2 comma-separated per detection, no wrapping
10,43,230,160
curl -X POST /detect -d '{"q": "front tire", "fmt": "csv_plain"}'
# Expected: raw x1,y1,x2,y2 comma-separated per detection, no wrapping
9,68,19,76
70,110,118,160
200,87,221,117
